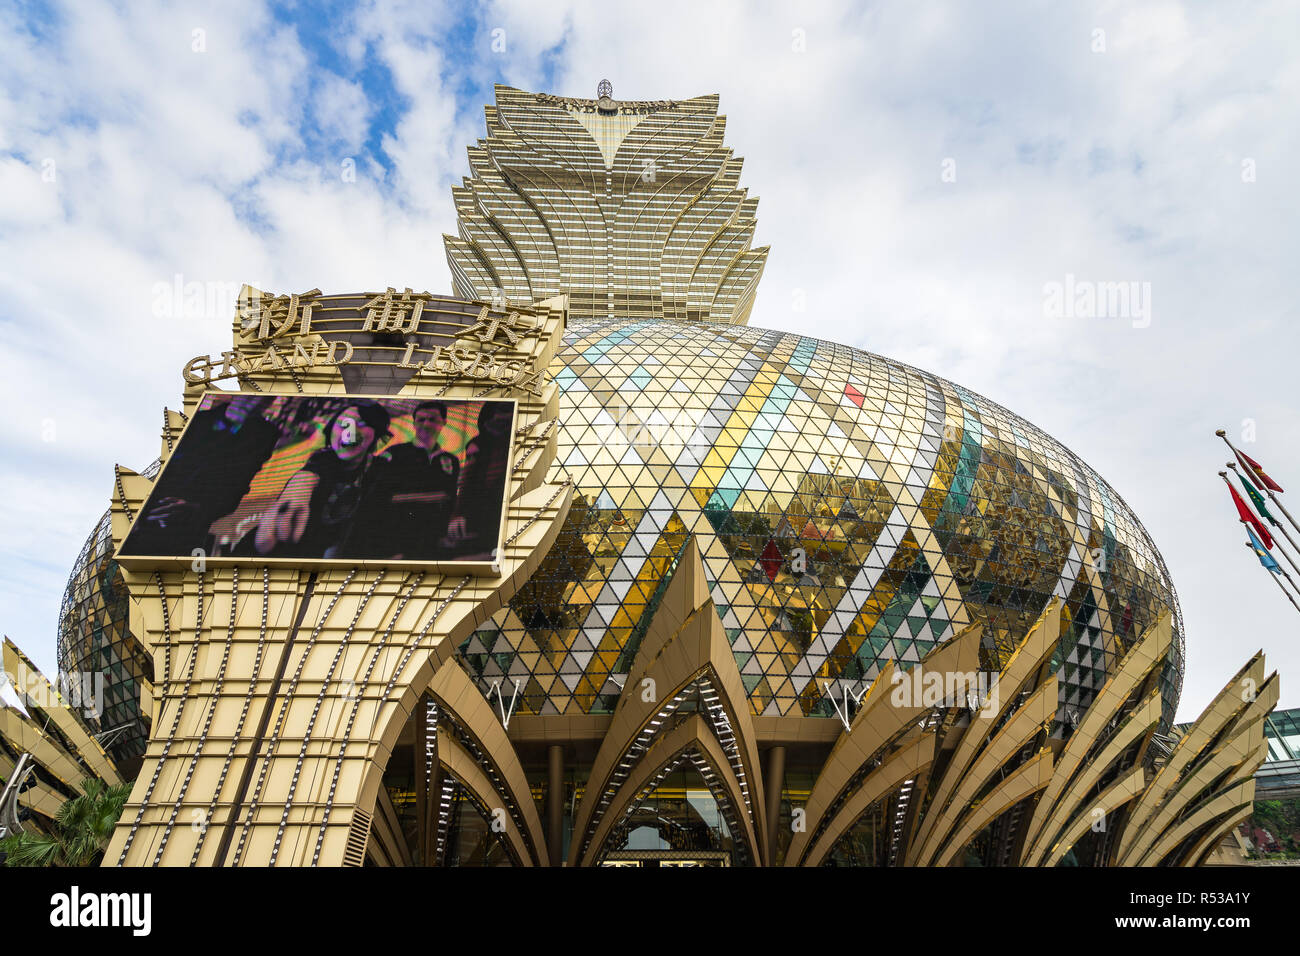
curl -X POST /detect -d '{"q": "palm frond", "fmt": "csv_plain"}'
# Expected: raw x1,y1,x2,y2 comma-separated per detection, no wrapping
0,830,63,867
3,776,133,867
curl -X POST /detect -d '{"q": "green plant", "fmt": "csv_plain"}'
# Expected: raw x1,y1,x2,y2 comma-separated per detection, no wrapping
1,777,132,867
1248,796,1300,855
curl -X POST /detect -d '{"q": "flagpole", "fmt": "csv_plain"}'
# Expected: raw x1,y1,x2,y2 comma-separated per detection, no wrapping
1272,556,1300,604
1243,543,1300,614
1264,483,1299,536
1218,470,1300,579
1216,429,1300,536
1227,460,1300,554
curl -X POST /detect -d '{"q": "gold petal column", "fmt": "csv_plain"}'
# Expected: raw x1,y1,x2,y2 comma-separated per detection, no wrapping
103,294,572,866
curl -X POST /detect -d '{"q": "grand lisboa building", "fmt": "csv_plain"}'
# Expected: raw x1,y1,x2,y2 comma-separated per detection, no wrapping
37,83,1273,869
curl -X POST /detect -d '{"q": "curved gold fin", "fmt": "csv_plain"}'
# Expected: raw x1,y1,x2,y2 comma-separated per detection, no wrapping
1023,687,1162,866
438,733,533,866
579,713,762,867
568,538,766,864
932,749,1054,868
914,677,1057,866
1023,613,1172,853
910,600,1060,861
1138,778,1257,868
1117,651,1265,858
2,637,123,786
429,658,550,866
1181,805,1252,868
367,784,412,867
1039,765,1145,868
1116,669,1275,866
1128,715,1269,867
786,621,982,867
800,731,936,868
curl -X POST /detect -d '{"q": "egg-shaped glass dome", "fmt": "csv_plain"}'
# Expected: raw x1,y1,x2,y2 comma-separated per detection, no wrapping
459,318,1184,729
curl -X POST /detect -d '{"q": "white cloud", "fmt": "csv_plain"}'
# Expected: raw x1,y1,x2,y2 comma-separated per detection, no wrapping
0,0,472,675
1,0,1298,723
312,73,373,154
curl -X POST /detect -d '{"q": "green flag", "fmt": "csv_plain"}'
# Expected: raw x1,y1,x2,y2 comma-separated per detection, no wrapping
1238,471,1278,526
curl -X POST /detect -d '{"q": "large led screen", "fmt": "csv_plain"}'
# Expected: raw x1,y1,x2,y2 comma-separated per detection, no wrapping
119,393,516,568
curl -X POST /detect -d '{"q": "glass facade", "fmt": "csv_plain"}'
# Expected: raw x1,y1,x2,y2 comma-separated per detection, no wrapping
1256,707,1300,800
460,318,1184,731
1264,708,1300,762
56,508,153,769
445,85,768,326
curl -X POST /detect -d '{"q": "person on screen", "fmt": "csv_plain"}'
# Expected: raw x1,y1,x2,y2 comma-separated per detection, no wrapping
127,394,279,556
365,401,461,559
443,403,512,560
251,401,391,558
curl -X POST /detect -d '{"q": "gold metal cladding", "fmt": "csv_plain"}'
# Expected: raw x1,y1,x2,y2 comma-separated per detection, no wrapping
1116,651,1265,858
1123,650,1263,837
103,291,571,866
1137,719,1265,866
567,538,769,866
783,622,982,867
1021,612,1172,854
435,732,532,866
932,748,1054,867
802,731,936,868
908,599,1061,865
1117,672,1277,867
912,677,1057,867
1183,805,1252,869
367,784,413,866
0,634,127,833
1128,681,1279,868
445,86,768,326
1112,650,1274,868
0,708,88,819
1139,778,1257,868
1039,766,1146,868
427,658,549,866
1126,703,1271,867
579,713,762,867
1021,687,1161,866
2,637,123,787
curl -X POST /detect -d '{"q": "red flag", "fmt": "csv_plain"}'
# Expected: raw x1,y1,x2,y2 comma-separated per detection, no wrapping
1229,483,1273,548
1234,451,1264,490
1237,450,1284,493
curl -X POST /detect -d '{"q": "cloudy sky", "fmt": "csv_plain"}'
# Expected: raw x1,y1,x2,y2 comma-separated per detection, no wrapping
1,0,1297,720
